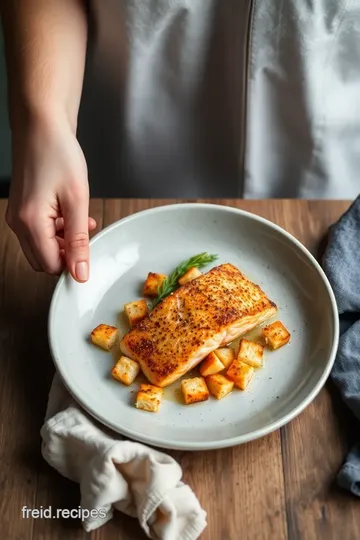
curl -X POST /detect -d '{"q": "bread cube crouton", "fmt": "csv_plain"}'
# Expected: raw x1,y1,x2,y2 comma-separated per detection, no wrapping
178,267,202,286
143,272,167,297
111,356,141,386
124,300,149,327
91,324,118,350
181,377,209,405
135,384,163,412
206,374,234,400
262,321,291,350
199,352,224,377
237,339,264,368
226,360,254,390
214,347,235,369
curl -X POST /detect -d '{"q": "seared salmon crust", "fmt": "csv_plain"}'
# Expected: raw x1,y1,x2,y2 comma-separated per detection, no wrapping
120,264,277,387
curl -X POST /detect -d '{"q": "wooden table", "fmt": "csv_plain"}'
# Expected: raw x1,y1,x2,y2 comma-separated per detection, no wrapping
1,199,359,540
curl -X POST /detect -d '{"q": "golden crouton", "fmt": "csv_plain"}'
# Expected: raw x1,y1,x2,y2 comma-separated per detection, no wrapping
226,360,254,390
214,347,235,369
237,339,264,368
91,324,118,350
135,384,163,412
178,267,202,286
111,356,141,386
143,272,167,297
181,377,209,405
262,321,291,350
124,300,149,327
199,352,224,377
206,374,234,400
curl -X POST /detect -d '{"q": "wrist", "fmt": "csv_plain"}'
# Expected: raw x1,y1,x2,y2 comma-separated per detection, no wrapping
9,98,75,142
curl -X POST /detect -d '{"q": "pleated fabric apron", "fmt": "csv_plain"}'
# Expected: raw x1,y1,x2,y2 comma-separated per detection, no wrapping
78,0,360,198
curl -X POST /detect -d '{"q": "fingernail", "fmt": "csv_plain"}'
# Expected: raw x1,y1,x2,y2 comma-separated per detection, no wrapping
75,261,88,282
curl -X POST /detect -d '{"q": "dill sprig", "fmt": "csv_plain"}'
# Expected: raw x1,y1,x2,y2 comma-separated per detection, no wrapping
151,252,218,309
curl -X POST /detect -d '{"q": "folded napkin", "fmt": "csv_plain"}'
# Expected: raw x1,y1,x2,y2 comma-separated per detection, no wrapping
322,195,360,495
40,373,207,539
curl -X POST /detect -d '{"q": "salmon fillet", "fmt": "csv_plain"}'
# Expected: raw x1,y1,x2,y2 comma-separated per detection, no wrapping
120,263,277,387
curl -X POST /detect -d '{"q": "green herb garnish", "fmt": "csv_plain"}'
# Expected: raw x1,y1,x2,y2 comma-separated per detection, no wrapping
151,252,218,309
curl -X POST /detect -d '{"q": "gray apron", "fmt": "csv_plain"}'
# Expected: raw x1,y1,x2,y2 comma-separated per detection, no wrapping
78,0,360,198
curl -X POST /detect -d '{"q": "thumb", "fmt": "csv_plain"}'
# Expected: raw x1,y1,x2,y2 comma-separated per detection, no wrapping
62,195,90,283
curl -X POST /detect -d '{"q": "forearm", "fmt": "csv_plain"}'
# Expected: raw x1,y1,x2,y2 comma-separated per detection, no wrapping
0,0,88,135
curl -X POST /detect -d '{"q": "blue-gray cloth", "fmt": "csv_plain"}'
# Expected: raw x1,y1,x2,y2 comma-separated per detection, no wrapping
322,195,360,496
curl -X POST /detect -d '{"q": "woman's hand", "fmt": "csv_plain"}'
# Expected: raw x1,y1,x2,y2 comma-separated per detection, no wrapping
6,116,96,282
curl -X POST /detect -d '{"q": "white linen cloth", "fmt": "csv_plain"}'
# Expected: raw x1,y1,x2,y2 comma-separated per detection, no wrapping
40,373,207,539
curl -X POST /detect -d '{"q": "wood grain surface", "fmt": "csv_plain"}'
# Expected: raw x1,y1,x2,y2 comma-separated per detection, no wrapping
0,198,358,540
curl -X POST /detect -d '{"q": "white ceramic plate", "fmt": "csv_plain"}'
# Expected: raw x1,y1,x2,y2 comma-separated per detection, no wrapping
48,204,338,450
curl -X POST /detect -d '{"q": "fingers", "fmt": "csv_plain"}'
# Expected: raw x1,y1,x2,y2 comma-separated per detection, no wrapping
56,236,65,249
89,217,97,231
61,196,90,283
55,216,97,234
28,217,65,275
18,235,42,272
6,206,64,275
55,216,96,252
6,205,94,280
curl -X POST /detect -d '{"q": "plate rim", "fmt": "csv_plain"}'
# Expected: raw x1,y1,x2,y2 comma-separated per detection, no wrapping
48,203,339,450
